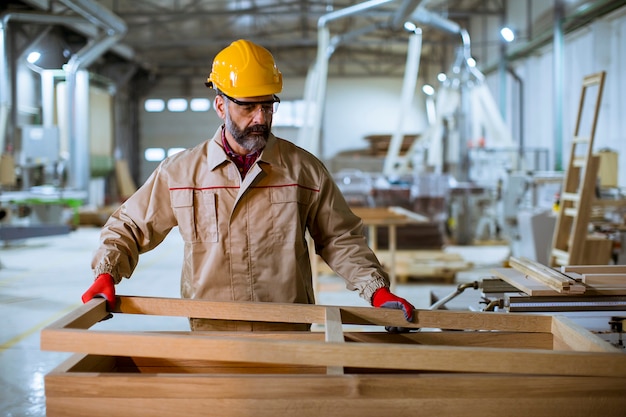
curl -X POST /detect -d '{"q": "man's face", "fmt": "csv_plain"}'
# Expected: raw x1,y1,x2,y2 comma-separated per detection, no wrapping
218,95,274,154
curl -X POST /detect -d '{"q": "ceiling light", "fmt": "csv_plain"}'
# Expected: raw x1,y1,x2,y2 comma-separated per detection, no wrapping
27,51,41,64
422,84,435,96
500,27,515,42
403,21,417,32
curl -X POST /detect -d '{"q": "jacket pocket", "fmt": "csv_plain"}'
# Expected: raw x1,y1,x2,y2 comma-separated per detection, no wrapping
270,186,310,242
171,189,218,242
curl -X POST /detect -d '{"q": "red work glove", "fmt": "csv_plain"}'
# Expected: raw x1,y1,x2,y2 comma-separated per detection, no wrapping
81,273,116,311
372,287,415,332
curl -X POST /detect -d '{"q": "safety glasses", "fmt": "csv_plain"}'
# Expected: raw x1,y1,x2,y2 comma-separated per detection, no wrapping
220,93,280,116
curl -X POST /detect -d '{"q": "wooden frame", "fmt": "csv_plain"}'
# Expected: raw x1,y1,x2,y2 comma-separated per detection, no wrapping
41,296,626,417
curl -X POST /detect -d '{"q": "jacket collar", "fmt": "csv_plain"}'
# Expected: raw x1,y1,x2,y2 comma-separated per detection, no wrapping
207,125,282,171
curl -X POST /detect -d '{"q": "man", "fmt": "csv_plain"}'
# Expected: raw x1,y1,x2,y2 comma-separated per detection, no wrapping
82,39,415,331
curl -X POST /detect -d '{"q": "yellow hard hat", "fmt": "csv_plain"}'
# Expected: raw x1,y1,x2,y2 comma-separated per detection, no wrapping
206,39,282,98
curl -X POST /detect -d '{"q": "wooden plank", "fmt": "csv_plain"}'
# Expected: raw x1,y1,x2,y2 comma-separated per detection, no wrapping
324,307,344,374
562,265,626,274
41,327,626,377
110,296,553,333
492,268,566,296
45,298,110,329
44,372,626,417
492,268,626,296
551,315,621,353
509,256,578,293
344,332,554,350
389,206,429,222
350,207,422,225
44,371,626,400
581,274,626,286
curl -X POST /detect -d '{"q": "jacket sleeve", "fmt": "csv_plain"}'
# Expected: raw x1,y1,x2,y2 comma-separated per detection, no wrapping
307,164,389,303
91,162,177,283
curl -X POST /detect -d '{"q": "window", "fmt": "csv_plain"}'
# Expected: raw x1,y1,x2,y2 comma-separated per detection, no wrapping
272,99,305,127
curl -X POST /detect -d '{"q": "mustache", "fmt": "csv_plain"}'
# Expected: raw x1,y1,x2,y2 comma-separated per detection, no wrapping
245,125,269,135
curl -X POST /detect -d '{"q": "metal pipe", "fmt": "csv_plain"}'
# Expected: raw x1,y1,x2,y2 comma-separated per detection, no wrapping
429,281,480,310
507,66,524,169
553,0,565,171
0,6,129,178
383,29,422,177
390,0,424,28
55,0,127,191
483,299,502,311
57,0,127,35
0,13,84,154
302,0,398,156
410,6,461,34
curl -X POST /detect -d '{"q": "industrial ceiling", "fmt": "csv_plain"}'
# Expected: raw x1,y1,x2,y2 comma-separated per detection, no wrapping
3,0,623,82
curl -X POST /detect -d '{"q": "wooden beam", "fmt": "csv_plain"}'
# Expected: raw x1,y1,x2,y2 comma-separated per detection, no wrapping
113,296,554,333
41,328,626,377
551,315,621,352
492,268,565,296
562,265,626,274
324,307,344,374
44,370,626,417
582,274,626,287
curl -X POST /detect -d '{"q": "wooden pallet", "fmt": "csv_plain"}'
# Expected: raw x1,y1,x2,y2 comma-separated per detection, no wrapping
40,296,626,417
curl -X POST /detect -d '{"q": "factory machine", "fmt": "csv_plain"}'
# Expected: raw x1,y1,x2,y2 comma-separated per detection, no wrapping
429,257,626,351
0,125,86,242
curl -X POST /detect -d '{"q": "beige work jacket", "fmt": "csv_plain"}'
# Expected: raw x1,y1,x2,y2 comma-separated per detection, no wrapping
92,127,389,330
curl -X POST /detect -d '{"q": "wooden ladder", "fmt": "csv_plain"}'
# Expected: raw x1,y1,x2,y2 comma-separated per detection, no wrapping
550,71,606,267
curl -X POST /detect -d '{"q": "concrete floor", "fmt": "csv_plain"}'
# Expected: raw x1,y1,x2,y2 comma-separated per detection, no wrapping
0,226,509,417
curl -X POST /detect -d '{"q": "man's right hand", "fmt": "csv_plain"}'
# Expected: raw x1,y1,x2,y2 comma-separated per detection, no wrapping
81,273,116,310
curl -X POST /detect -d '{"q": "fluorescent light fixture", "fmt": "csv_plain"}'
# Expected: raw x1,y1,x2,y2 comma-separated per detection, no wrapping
189,98,211,112
144,148,166,162
27,51,41,64
167,148,185,157
422,84,435,96
167,98,188,112
144,99,165,112
500,27,515,42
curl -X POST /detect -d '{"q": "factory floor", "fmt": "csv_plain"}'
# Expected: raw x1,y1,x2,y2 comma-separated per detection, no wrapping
0,226,510,417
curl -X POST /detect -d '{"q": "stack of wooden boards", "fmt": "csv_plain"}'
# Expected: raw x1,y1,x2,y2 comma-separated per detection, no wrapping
492,256,626,296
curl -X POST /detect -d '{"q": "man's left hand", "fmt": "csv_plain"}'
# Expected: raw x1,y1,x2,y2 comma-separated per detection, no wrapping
372,287,416,332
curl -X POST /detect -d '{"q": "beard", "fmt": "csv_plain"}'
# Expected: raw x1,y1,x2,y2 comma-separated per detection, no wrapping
224,111,270,153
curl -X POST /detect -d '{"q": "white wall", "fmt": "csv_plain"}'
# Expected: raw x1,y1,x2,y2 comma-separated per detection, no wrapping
487,7,626,185
139,76,429,181
321,77,428,160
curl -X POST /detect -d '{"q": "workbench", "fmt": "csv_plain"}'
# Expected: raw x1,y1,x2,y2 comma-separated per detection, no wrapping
40,295,626,417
